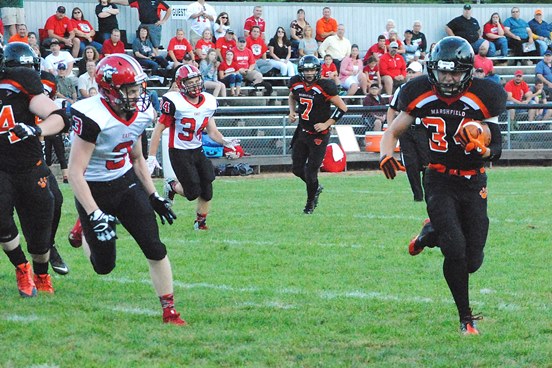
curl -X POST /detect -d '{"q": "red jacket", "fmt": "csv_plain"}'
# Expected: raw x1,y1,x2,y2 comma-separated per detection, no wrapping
379,53,406,79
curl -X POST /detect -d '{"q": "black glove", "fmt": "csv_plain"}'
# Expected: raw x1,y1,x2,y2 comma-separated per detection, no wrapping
379,154,406,180
9,123,42,141
149,192,177,225
88,209,117,242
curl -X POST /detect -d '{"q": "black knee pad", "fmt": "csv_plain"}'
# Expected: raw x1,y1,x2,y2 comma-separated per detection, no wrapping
183,185,201,201
200,182,213,202
292,165,304,178
142,241,167,261
468,252,484,273
91,258,116,275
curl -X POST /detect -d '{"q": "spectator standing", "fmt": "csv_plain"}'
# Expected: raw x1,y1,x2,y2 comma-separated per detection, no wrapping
298,25,318,57
167,28,194,69
339,44,368,96
44,6,81,58
133,25,169,74
218,49,242,96
290,9,309,58
245,25,272,75
411,20,427,59
528,9,552,54
200,48,226,98
71,7,103,54
45,38,75,76
77,46,99,76
362,83,387,131
536,50,552,97
379,41,406,95
111,0,171,50
101,28,125,58
78,60,98,98
483,12,509,58
445,4,494,56
474,40,500,84
320,54,340,86
215,28,236,61
244,6,266,39
214,12,231,41
8,23,27,43
504,70,537,122
194,28,215,61
185,0,216,46
363,35,387,63
234,37,273,97
504,7,540,60
95,0,120,44
318,24,351,71
315,7,337,43
1,0,25,37
267,27,296,77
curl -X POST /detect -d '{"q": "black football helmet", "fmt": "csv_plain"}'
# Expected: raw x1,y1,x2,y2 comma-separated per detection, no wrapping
427,36,474,97
298,55,321,83
3,42,41,71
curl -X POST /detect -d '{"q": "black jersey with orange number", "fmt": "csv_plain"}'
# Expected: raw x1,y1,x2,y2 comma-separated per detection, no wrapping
288,76,339,132
397,76,507,170
0,67,46,173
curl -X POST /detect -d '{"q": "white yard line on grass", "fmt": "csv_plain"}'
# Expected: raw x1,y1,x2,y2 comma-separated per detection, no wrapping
110,306,159,316
2,314,40,322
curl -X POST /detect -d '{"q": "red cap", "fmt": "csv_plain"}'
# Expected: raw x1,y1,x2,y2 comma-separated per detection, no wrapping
514,70,523,76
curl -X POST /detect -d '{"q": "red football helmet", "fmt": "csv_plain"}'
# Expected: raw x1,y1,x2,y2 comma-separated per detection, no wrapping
175,65,203,98
96,54,150,112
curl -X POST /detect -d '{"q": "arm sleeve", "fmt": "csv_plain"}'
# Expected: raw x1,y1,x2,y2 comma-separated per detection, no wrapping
70,108,101,144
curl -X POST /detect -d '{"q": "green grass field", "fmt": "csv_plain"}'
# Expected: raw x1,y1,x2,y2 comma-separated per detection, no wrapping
1,167,551,367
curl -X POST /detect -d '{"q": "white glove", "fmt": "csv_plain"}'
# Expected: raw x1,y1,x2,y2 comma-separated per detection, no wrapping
223,138,240,151
147,155,162,175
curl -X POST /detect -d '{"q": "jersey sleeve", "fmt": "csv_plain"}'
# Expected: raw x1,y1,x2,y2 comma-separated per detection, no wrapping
70,107,101,144
6,67,45,96
319,78,339,97
160,96,176,127
473,79,507,118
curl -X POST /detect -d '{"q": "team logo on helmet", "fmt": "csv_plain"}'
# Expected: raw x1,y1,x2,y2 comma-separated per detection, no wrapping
100,65,118,84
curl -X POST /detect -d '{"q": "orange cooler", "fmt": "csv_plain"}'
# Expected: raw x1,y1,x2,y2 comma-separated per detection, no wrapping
365,132,400,152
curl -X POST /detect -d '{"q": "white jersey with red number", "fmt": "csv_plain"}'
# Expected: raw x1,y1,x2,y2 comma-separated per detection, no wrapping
70,95,155,182
160,91,217,150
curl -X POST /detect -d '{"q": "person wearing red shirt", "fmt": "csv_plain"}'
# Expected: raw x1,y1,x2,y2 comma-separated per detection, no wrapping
167,28,194,68
234,37,272,96
320,54,340,86
44,6,81,57
504,70,536,121
70,7,103,54
8,24,28,44
243,6,265,39
215,29,236,61
218,49,243,96
316,7,338,43
379,41,406,95
246,26,273,75
363,35,387,63
363,56,382,88
101,29,125,58
194,29,215,61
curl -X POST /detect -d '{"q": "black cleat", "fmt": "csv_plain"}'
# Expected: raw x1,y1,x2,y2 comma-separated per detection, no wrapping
303,200,315,214
49,245,69,275
313,185,324,208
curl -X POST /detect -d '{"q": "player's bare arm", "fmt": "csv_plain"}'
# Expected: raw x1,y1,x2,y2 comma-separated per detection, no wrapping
148,122,167,157
131,139,157,195
314,95,347,132
29,94,66,136
288,92,297,122
380,111,414,159
67,135,100,214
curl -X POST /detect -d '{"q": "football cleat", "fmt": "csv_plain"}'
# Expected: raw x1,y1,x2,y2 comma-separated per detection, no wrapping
194,219,208,231
49,245,69,275
34,274,55,294
460,311,482,335
303,200,315,215
68,218,83,248
408,218,432,256
162,308,187,326
15,262,37,298
164,178,177,204
313,185,324,208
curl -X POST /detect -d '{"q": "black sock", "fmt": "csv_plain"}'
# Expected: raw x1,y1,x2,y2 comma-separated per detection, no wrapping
443,258,470,320
33,261,49,275
4,245,27,267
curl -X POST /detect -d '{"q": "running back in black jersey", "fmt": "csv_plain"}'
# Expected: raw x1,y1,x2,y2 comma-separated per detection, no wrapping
397,76,507,170
0,67,46,173
288,76,339,132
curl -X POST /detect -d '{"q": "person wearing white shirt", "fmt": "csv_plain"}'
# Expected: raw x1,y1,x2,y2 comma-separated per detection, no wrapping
318,24,351,71
78,60,98,98
185,0,216,46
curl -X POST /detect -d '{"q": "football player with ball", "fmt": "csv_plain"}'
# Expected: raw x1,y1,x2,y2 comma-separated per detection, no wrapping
379,37,507,335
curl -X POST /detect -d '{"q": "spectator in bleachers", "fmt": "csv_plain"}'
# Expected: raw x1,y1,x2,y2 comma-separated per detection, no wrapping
535,50,552,97
185,0,216,46
95,0,120,44
528,9,552,55
318,24,351,71
363,83,387,131
71,7,103,54
245,25,272,75
290,9,309,58
530,80,552,121
403,30,419,63
200,48,226,98
77,60,98,98
474,40,500,84
54,63,78,106
315,7,337,43
1,0,25,37
111,0,171,51
321,54,340,86
411,20,427,60
133,25,169,74
234,36,272,96
214,12,231,41
218,49,243,96
445,4,494,56
383,19,397,40
504,69,537,122
339,44,368,96
8,23,27,43
363,35,387,64
363,55,381,89
76,46,99,76
379,41,406,95
504,7,540,61
244,6,265,39
483,13,509,58
386,29,405,55
44,6,81,58
194,28,215,61
215,28,236,61
30,44,54,73
28,31,37,47
167,28,194,69
45,38,75,75
101,28,125,58
267,27,296,77
298,25,318,58
88,86,98,97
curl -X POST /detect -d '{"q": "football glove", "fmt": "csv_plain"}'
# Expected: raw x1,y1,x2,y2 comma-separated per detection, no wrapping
9,123,42,141
458,127,488,155
379,154,406,180
147,155,162,175
88,209,117,242
149,192,177,225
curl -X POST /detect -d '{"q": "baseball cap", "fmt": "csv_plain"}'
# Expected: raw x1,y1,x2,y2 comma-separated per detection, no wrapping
404,29,413,35
388,28,398,34
514,70,524,76
226,29,235,34
57,63,67,70
389,41,399,49
535,9,543,16
463,4,472,10
57,6,66,14
545,49,552,56
50,38,60,45
407,61,423,73
238,36,246,43
369,83,380,89
475,68,484,73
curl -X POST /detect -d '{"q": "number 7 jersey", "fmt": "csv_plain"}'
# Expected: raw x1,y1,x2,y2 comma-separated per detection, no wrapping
160,91,217,150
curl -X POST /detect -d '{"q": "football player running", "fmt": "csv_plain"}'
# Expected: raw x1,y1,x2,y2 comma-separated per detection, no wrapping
288,55,347,214
67,54,184,325
379,37,507,335
0,44,70,297
147,65,238,230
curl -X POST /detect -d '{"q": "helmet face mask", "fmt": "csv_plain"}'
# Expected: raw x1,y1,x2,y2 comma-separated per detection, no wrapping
298,55,321,83
175,65,204,98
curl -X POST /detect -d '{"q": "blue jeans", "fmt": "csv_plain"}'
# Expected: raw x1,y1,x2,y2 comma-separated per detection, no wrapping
79,39,103,55
221,73,243,87
472,39,496,57
489,37,508,57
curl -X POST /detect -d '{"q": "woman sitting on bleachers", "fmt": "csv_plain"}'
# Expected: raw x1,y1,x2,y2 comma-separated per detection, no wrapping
195,29,215,61
76,46,99,76
218,49,243,96
71,7,103,55
298,25,318,58
267,27,296,77
339,44,368,96
200,48,226,98
133,25,169,75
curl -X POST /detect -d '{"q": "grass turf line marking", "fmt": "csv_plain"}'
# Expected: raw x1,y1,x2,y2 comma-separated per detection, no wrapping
110,306,159,316
3,314,40,322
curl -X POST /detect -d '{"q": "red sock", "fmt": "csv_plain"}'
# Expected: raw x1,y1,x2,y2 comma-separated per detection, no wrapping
196,213,207,222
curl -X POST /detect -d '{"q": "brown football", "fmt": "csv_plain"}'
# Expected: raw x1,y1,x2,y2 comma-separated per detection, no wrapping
462,120,492,146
